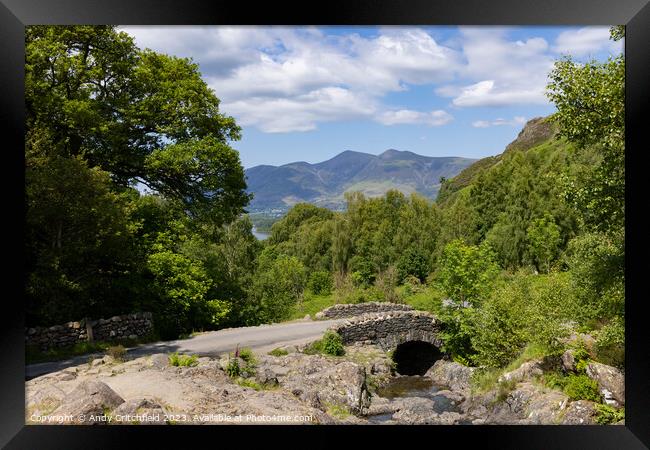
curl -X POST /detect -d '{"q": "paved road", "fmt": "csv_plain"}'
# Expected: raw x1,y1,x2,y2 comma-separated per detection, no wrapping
26,318,344,380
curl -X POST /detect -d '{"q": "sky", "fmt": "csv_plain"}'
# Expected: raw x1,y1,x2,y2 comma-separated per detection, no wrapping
120,26,623,168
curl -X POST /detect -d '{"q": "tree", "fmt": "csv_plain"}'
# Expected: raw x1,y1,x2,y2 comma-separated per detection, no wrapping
437,240,500,308
546,27,624,233
527,213,562,273
25,155,137,325
25,25,250,225
248,255,308,324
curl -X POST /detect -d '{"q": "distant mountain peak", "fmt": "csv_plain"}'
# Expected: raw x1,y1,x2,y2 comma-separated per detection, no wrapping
245,149,477,212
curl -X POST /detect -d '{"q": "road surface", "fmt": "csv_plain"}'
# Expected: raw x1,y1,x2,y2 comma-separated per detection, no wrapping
26,318,344,380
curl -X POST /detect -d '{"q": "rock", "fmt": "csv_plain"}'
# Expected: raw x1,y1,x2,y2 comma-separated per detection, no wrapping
254,368,279,387
128,334,138,340
561,400,598,424
113,398,168,424
561,350,576,372
26,385,67,419
91,358,105,367
425,360,475,392
150,353,169,369
52,381,125,424
102,355,115,365
586,362,624,406
304,314,311,320
498,356,560,384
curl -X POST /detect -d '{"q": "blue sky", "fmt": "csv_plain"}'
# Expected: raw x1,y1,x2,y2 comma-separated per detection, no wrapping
121,26,622,168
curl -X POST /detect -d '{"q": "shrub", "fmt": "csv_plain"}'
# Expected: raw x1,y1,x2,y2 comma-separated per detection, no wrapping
563,374,601,402
321,331,345,356
168,352,198,367
397,247,429,283
236,347,257,366
106,345,127,362
303,331,345,356
225,358,241,378
471,277,529,368
595,404,625,424
595,316,625,368
268,348,289,357
308,271,333,295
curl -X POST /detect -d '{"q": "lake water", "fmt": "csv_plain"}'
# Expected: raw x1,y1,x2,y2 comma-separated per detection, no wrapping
252,227,270,240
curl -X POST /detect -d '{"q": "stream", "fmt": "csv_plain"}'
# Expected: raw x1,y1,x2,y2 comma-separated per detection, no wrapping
366,375,463,424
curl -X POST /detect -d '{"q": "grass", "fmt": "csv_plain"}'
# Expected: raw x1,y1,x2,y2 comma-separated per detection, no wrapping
471,343,550,394
323,402,352,419
398,285,445,314
268,348,289,357
289,292,337,320
168,352,198,367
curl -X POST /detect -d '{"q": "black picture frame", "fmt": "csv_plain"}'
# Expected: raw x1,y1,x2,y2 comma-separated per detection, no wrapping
2,1,648,448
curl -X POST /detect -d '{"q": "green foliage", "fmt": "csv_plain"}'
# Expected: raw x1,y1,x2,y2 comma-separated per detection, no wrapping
437,240,499,308
225,358,241,378
546,48,624,233
236,347,257,366
494,378,518,403
595,404,624,425
438,306,479,364
308,271,333,295
472,277,530,368
595,317,625,368
563,374,601,402
106,345,127,362
304,331,345,356
268,348,289,357
248,255,308,324
168,352,198,367
25,26,249,225
397,247,430,283
527,213,562,273
545,371,601,402
235,378,265,391
566,231,624,322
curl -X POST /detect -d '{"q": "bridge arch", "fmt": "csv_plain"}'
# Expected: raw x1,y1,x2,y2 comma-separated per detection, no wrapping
329,310,445,374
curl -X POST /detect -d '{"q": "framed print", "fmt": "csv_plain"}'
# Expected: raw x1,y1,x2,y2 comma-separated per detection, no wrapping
2,0,649,448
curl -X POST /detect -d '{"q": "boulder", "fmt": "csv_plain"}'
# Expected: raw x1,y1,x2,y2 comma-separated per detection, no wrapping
52,380,125,424
561,350,576,372
586,362,624,407
149,353,169,369
113,398,168,424
561,400,598,425
498,356,560,384
425,360,475,392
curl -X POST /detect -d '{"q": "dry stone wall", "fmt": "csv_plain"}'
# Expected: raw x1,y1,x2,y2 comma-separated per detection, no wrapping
315,302,413,320
26,312,153,350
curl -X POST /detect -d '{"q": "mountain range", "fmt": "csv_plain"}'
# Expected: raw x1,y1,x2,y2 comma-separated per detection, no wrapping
244,149,477,212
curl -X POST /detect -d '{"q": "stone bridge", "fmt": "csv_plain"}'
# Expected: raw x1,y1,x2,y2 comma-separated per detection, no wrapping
328,309,443,351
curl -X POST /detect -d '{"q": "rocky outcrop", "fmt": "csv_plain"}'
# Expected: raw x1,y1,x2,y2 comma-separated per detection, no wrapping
51,380,125,424
586,362,625,407
498,356,560,384
560,400,598,424
315,302,412,320
425,360,475,393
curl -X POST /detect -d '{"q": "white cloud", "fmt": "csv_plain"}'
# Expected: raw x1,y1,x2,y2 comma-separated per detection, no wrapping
223,87,377,133
472,116,527,128
119,26,616,132
443,27,554,107
553,27,623,57
376,109,453,126
453,80,546,107
122,26,461,132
